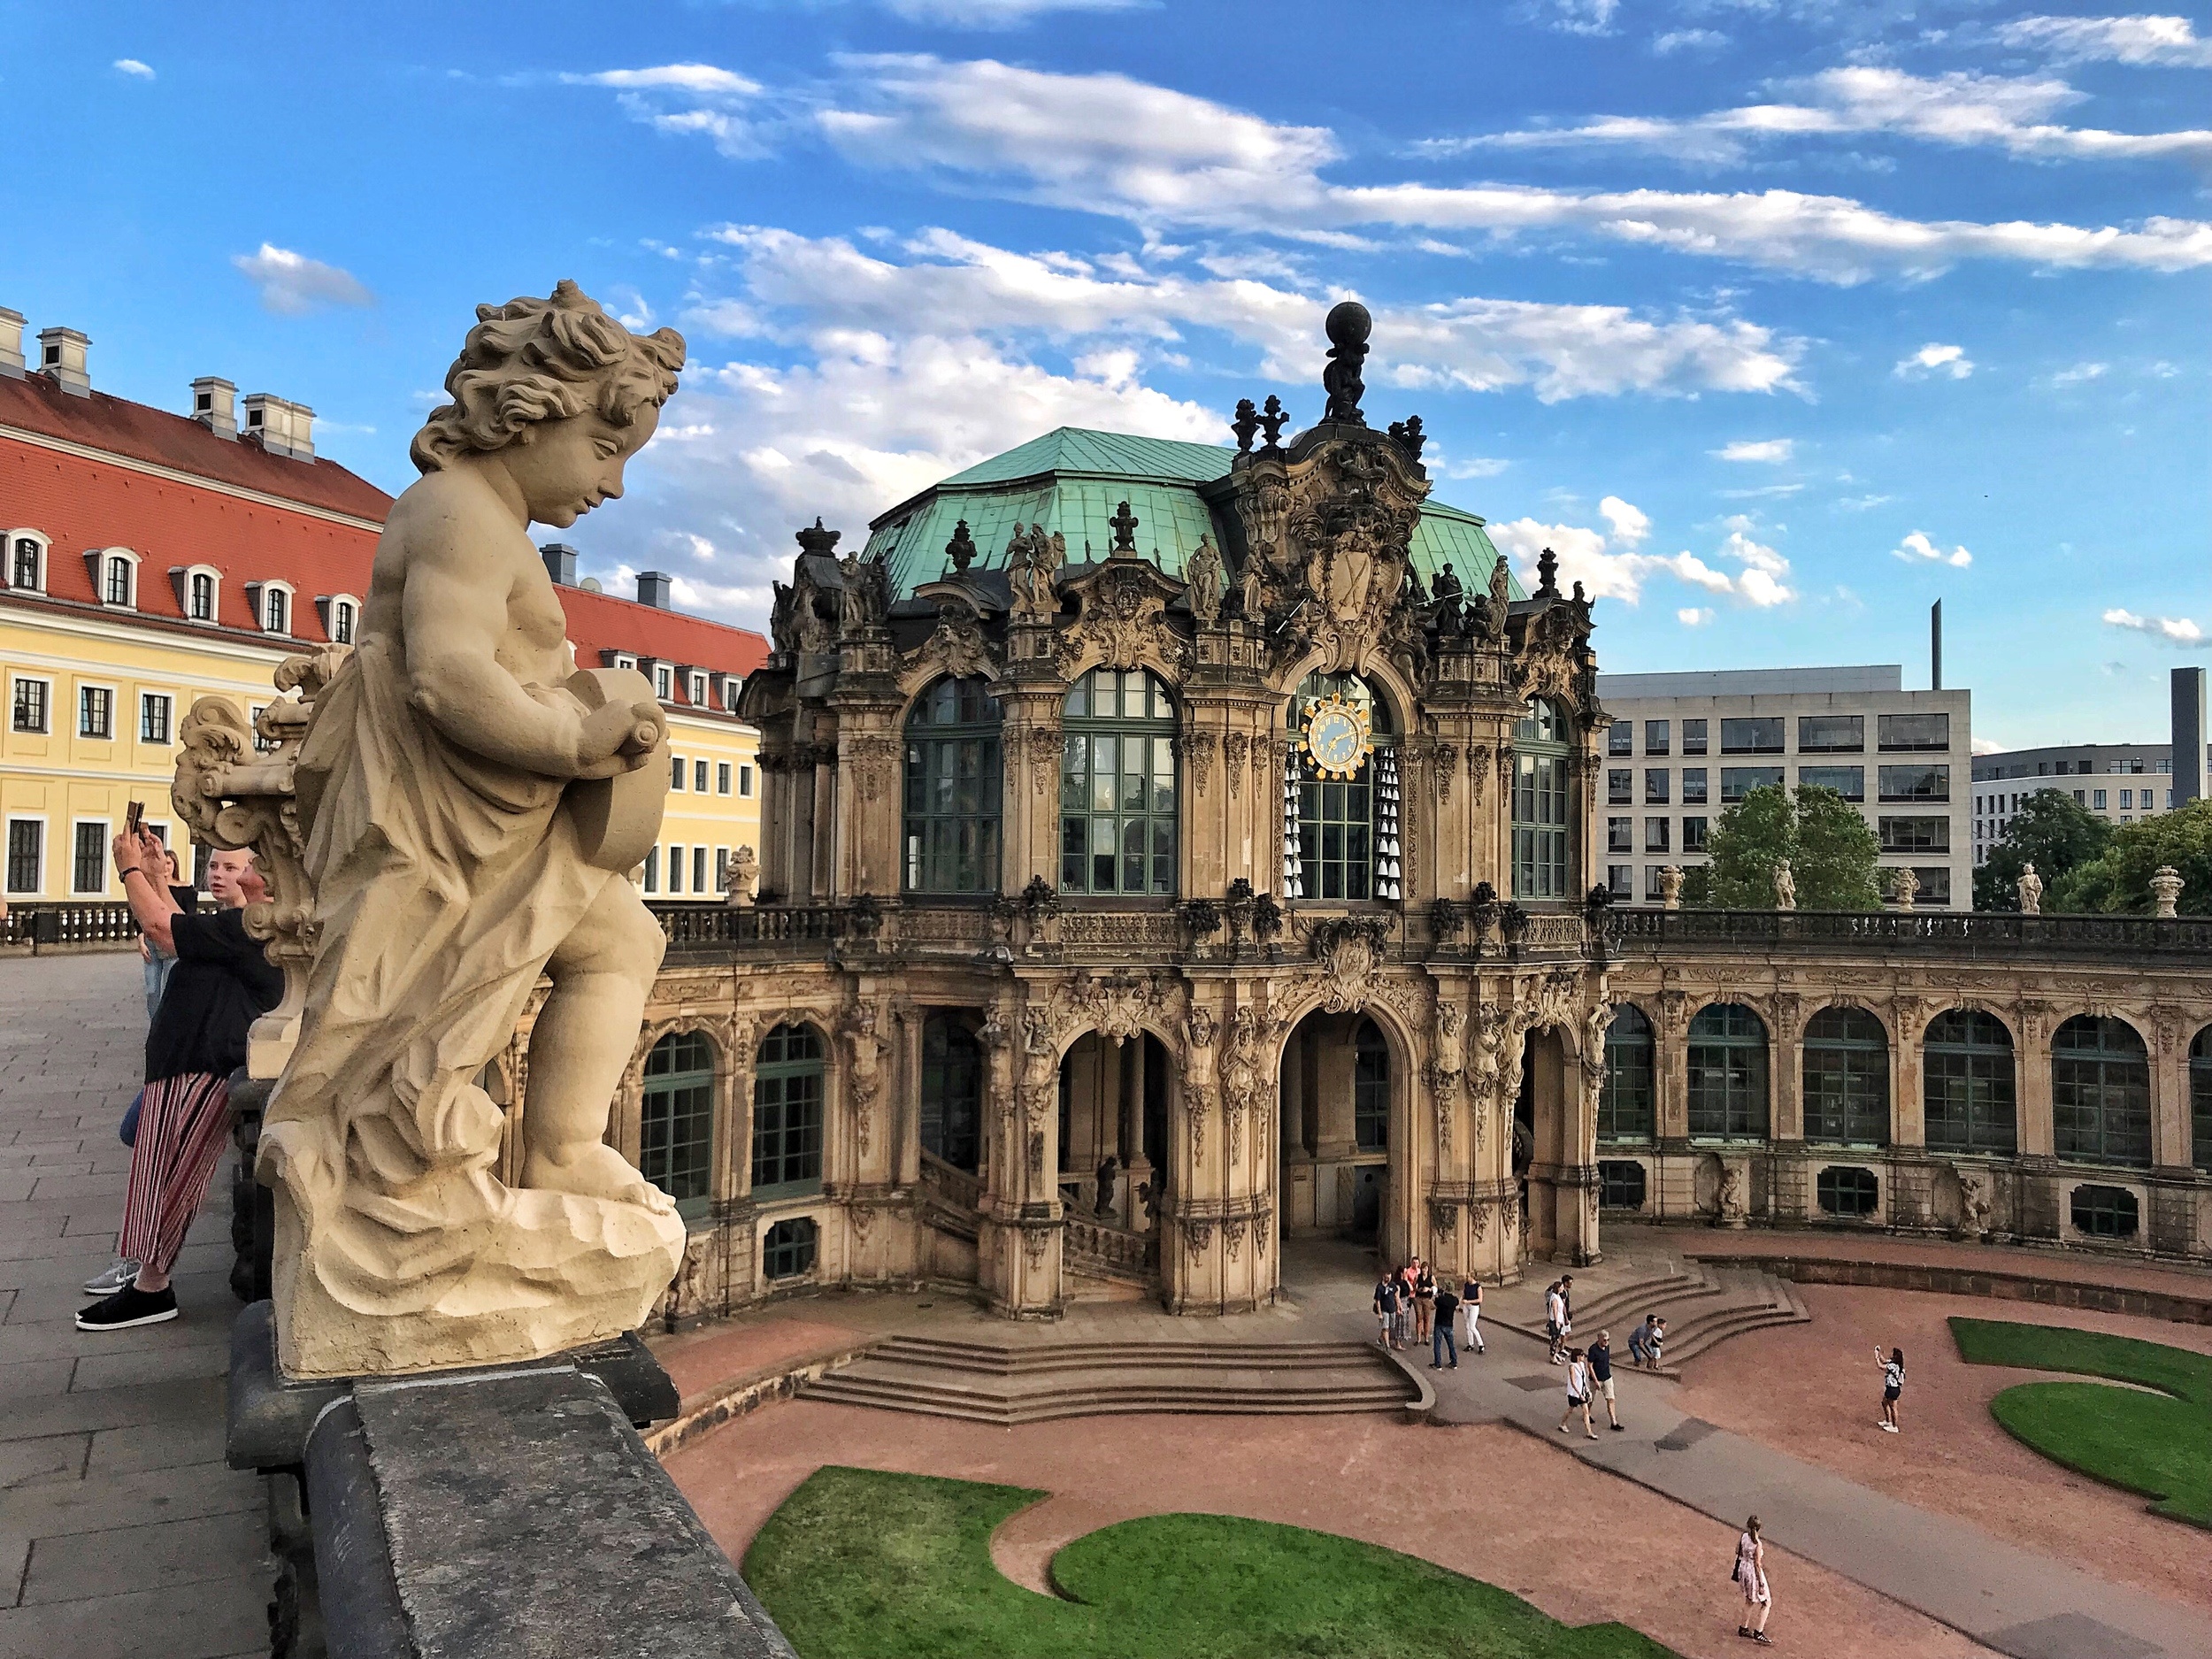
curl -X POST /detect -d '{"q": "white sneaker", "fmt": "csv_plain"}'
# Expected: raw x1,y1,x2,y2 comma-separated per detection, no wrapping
1879,1422,1899,1433
82,1259,140,1296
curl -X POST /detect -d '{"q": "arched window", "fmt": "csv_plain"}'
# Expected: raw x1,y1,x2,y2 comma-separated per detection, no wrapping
2053,1015,2151,1168
2192,1026,2212,1173
640,1031,715,1219
104,556,133,607
1283,672,1401,902
751,1023,826,1200
265,587,289,634
1687,1003,1768,1140
188,572,216,621
1355,1019,1388,1151
1924,1010,2016,1156
1060,666,1177,895
903,675,1002,894
920,1015,982,1173
1802,1007,1889,1146
332,599,357,644
10,536,42,591
1599,1004,1655,1143
1512,696,1572,900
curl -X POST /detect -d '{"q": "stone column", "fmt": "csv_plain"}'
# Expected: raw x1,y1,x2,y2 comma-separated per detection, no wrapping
1120,1036,1153,1230
1767,995,1806,1225
979,986,1064,1318
2150,1010,2193,1172
1891,999,1928,1150
1653,991,1692,1221
2016,1006,2055,1156
893,1000,924,1189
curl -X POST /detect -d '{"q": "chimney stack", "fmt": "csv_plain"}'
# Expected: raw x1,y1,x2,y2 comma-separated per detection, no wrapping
0,310,23,377
191,378,238,440
637,571,673,610
1931,599,1943,691
541,542,580,587
2175,665,2208,807
36,327,90,396
242,393,316,460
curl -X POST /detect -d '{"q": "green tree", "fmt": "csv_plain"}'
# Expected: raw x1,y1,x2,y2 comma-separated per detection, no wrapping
2049,797,2212,916
1973,787,2113,911
1687,783,1883,910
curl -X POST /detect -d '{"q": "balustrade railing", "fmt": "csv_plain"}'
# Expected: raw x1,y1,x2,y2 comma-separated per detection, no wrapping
918,1151,985,1214
649,902,861,953
1607,905,2212,956
1064,1213,1158,1279
2,902,145,950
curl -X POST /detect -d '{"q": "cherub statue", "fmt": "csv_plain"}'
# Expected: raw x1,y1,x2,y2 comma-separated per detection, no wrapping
262,282,688,1378
1772,859,1796,910
2016,862,2043,916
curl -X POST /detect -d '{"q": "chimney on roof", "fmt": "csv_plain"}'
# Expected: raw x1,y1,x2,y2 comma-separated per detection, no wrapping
637,570,673,610
242,393,315,461
36,327,90,396
0,310,23,377
191,377,238,440
541,542,580,587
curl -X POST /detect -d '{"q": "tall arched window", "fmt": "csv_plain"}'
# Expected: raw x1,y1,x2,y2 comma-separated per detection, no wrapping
640,1031,715,1219
332,599,357,644
1802,1007,1889,1146
920,1015,982,1173
1924,1010,2016,1156
2192,1026,2212,1174
903,675,1002,894
1687,1003,1768,1140
10,536,42,590
1512,697,1572,900
104,556,133,607
1599,1004,1655,1143
1355,1019,1389,1151
1283,672,1401,902
188,572,215,621
265,587,289,634
1060,666,1177,895
2053,1015,2151,1168
752,1023,826,1200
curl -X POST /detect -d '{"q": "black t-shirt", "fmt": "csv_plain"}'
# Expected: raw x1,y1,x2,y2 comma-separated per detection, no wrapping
1433,1289,1460,1323
145,908,283,1083
1589,1342,1612,1381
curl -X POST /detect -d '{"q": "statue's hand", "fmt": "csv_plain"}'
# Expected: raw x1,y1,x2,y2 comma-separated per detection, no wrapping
576,697,664,776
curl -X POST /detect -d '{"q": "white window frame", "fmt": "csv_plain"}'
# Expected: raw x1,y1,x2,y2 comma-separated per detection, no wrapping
76,680,119,741
86,545,141,609
70,817,111,896
718,674,742,711
687,670,708,707
653,663,674,702
717,762,732,795
739,763,755,799
610,651,638,672
666,843,684,894
140,690,175,746
247,579,297,636
315,592,363,645
5,528,50,594
694,758,709,795
4,813,48,895
176,563,222,624
10,672,53,735
715,847,730,892
669,754,685,792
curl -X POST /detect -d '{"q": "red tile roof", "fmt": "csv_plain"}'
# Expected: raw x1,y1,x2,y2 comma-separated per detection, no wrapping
0,367,767,688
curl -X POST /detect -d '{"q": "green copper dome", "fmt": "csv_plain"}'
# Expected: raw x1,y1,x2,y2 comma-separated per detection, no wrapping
862,426,1517,602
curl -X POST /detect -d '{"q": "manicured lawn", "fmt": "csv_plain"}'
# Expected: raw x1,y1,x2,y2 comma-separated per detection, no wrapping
1949,1318,2212,1528
745,1464,1677,1659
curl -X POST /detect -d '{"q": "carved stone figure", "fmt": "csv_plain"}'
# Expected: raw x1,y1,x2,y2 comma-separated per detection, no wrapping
1660,865,1684,911
1958,1172,1993,1238
1184,534,1225,628
1772,860,1796,911
1716,1162,1747,1228
725,844,757,908
1486,556,1512,641
1432,561,1463,632
1320,300,1370,424
1308,916,1391,1014
260,281,689,1378
837,549,890,635
944,518,978,574
1891,867,1920,911
2151,864,2185,919
2016,862,2043,916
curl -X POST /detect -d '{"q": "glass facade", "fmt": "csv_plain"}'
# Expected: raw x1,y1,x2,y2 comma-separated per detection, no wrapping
1355,1019,1389,1151
1599,1004,1655,1142
920,1016,983,1173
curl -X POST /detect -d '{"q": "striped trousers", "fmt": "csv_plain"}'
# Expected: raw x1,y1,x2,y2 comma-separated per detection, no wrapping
119,1071,233,1277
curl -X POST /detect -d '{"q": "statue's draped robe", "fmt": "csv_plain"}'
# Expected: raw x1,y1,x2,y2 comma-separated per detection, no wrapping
262,636,679,1326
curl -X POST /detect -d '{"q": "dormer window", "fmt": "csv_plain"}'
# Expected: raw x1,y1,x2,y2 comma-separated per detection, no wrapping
105,557,131,606
687,670,707,707
654,664,673,701
265,587,288,634
8,534,44,592
333,599,355,643
87,546,140,608
189,572,216,621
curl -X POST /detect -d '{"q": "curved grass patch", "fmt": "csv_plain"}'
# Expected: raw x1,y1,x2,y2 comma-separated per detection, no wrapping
745,1464,1677,1659
1948,1317,2212,1527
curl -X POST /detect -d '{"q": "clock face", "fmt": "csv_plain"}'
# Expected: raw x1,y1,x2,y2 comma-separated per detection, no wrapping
1306,706,1366,775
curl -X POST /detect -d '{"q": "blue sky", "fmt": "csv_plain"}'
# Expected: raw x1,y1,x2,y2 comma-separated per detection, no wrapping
4,0,2207,748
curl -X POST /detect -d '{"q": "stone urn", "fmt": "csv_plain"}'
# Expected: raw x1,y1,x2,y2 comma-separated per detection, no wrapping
2151,864,2184,919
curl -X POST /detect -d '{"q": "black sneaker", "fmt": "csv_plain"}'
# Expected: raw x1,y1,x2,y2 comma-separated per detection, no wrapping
75,1285,178,1332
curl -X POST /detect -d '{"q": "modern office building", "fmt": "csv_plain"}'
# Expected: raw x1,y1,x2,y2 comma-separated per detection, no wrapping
1971,741,2209,865
1593,665,1971,908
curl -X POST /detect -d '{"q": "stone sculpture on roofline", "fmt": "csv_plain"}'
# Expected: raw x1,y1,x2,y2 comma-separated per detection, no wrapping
254,281,691,1378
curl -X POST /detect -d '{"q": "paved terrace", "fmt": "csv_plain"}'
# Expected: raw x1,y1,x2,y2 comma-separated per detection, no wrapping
0,953,268,1659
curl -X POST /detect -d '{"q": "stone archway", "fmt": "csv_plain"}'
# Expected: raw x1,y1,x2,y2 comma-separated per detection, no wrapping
1057,1029,1172,1233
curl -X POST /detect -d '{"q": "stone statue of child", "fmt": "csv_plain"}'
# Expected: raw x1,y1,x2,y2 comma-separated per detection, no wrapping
2016,862,2043,916
263,282,690,1378
1772,859,1796,910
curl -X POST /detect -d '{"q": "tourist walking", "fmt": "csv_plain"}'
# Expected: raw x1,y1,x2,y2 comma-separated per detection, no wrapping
78,832,280,1332
1589,1330,1622,1431
1373,1271,1402,1349
1413,1260,1437,1344
1557,1348,1596,1438
1734,1515,1773,1644
1458,1274,1486,1355
1545,1279,1569,1363
1876,1347,1906,1433
1431,1281,1460,1370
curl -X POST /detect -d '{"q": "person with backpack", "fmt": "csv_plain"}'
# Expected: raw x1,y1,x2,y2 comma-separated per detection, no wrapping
1733,1515,1772,1644
1557,1347,1596,1439
1430,1280,1460,1370
1876,1347,1906,1433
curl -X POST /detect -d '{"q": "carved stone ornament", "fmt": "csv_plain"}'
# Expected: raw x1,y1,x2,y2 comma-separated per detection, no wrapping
1184,1219,1214,1261
1468,1199,1488,1243
1467,744,1490,806
842,1002,887,1160
1223,1216,1248,1263
1222,1006,1262,1162
902,603,1000,686
1026,723,1063,797
1305,916,1393,1015
1184,1004,1217,1160
1223,731,1250,797
1433,741,1458,806
1023,1225,1050,1270
1183,729,1217,796
1063,554,1187,674
848,733,901,804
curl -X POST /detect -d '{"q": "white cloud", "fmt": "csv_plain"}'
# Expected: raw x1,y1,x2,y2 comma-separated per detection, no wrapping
1895,342,1973,380
1537,0,1619,35
881,0,1148,21
1997,14,2212,67
567,64,761,96
1893,530,1972,567
1654,29,1728,53
564,64,766,157
1678,606,1715,625
1440,455,1511,478
1832,493,1894,511
2052,361,2108,386
1600,495,1651,545
1486,503,1794,609
1971,736,2002,755
230,244,374,315
2103,607,2206,645
1714,438,1794,463
112,58,154,80
1431,66,2212,168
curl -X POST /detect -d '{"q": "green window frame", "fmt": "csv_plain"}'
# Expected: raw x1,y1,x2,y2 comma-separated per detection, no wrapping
920,1016,983,1173
1059,667,1177,895
1354,1019,1389,1152
903,676,1002,894
1687,1002,1769,1140
1923,1010,2016,1156
751,1023,826,1200
1801,1007,1889,1146
2192,1027,2212,1173
1511,697,1572,900
641,1030,716,1219
1816,1166,1879,1217
1286,672,1401,903
2070,1184,2138,1240
1599,1004,1655,1143
2053,1016,2151,1169
763,1216,818,1279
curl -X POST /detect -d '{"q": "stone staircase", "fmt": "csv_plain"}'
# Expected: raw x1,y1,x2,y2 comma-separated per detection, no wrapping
802,1334,1420,1425
1493,1256,1809,1378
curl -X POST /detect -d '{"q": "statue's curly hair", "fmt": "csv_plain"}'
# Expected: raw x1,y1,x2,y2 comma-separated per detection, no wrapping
409,280,686,475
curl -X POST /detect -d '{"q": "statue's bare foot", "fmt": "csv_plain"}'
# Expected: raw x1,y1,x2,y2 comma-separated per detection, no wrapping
523,1144,677,1215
